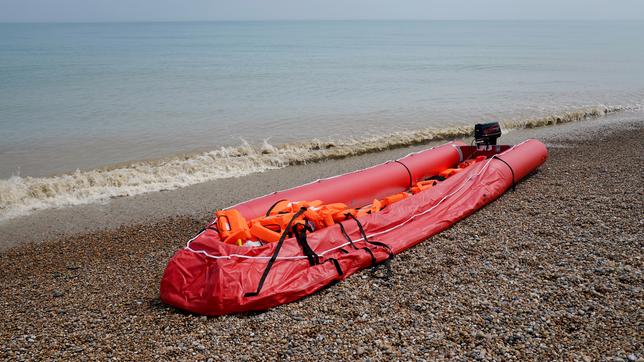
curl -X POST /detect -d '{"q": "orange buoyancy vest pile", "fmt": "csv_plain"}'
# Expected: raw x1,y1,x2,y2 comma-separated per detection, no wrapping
216,156,487,245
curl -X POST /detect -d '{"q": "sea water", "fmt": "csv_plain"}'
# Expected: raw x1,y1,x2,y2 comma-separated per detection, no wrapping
1,20,643,218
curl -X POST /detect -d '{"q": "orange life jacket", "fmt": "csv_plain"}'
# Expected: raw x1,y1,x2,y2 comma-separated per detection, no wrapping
216,209,252,245
381,192,408,207
438,167,464,179
267,200,323,216
249,221,283,243
249,212,308,243
308,203,348,228
333,208,356,223
267,199,292,215
439,156,488,179
458,155,487,169
291,200,323,211
411,179,438,194
356,199,383,218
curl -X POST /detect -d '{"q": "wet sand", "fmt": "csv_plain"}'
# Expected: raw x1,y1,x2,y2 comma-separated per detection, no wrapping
0,116,642,360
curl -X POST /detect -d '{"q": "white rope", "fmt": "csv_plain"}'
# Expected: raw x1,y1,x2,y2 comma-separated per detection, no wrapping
184,142,524,261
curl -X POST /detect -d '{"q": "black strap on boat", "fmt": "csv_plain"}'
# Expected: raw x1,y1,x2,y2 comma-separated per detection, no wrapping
361,246,377,267
492,155,516,191
338,218,378,266
265,199,289,217
342,214,393,278
324,258,344,277
293,223,319,267
337,221,359,250
244,207,307,298
394,160,413,189
346,213,394,260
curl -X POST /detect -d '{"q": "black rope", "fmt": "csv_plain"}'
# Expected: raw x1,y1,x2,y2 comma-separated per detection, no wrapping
394,160,413,189
492,155,516,191
265,199,289,217
244,207,308,297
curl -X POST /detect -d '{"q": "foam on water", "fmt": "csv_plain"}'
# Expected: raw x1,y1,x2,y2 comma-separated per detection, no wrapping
0,105,635,221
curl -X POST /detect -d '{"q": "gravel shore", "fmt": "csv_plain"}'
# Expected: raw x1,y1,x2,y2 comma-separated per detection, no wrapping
1,121,642,361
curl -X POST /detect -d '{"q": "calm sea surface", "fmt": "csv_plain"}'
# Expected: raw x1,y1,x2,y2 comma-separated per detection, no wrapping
1,20,643,178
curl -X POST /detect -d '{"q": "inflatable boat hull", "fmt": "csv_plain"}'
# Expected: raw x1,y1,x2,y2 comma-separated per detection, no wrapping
160,140,547,315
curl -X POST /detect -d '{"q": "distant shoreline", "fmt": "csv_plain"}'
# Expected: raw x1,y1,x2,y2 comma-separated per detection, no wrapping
3,19,644,24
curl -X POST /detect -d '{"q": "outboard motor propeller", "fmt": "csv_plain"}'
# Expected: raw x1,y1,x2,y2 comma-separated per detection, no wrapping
474,122,502,147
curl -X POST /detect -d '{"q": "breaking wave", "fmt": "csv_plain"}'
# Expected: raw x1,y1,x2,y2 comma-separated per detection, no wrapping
0,105,635,221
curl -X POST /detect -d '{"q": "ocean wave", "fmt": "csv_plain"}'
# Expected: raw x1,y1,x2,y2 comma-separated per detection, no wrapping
0,104,635,221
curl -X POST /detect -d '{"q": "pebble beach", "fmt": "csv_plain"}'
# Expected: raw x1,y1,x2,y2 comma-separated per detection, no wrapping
0,118,642,360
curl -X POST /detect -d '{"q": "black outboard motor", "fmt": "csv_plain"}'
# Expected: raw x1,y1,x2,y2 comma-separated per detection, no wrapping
474,122,502,146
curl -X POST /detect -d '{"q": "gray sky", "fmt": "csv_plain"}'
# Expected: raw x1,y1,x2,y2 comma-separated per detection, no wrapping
1,0,643,22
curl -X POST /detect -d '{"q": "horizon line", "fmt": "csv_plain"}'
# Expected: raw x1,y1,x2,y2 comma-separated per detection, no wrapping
1,18,644,24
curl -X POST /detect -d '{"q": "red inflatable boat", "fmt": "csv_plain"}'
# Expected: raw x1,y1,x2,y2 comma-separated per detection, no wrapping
160,136,547,316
